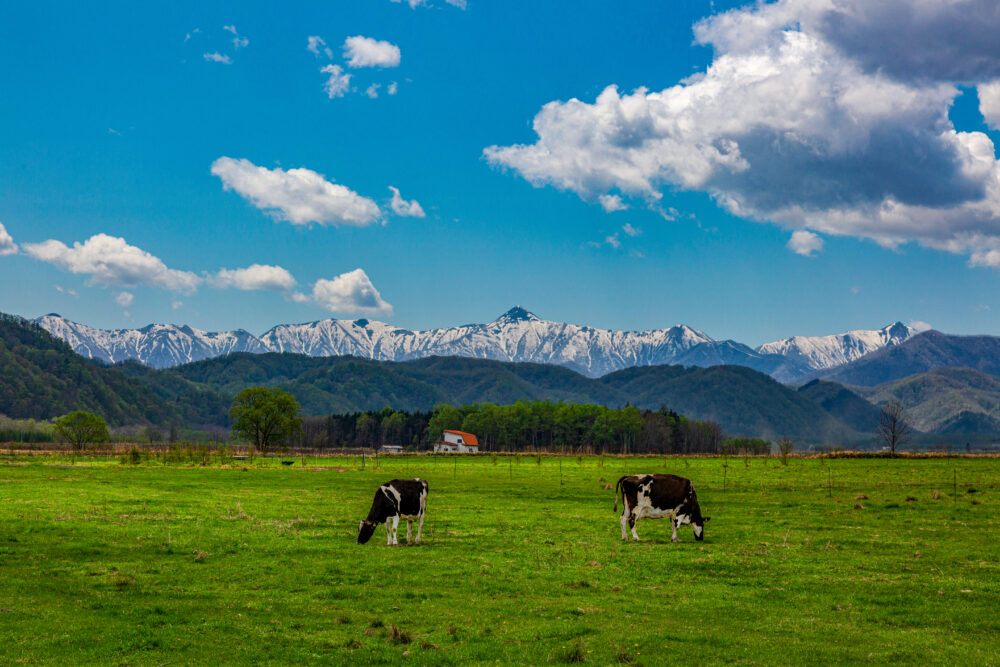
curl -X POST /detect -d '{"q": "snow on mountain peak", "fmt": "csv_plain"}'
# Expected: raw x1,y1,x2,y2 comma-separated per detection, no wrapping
31,311,918,379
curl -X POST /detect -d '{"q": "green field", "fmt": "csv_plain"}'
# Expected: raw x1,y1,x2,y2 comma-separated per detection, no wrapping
1,453,998,665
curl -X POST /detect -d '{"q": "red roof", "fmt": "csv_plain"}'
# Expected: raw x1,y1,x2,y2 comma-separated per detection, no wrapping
443,430,479,446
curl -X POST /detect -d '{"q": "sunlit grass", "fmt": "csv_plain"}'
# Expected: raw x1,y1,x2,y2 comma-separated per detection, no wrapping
1,454,998,664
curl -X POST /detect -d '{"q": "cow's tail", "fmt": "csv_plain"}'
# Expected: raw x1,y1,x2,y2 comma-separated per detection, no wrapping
614,475,628,513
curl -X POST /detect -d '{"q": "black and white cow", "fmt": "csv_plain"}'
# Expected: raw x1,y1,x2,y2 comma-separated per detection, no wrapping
614,474,709,542
357,478,428,546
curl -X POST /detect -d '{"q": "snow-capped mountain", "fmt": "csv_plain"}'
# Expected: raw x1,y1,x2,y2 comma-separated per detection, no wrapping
32,309,923,379
33,314,266,368
260,306,714,377
756,322,920,371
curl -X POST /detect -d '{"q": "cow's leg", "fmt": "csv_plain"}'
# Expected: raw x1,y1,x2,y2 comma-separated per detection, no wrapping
405,519,412,545
415,513,424,545
630,516,640,541
671,517,679,543
620,500,630,541
390,515,400,545
386,520,393,545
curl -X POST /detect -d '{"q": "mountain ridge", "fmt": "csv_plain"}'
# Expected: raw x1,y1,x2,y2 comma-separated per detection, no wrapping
33,308,921,380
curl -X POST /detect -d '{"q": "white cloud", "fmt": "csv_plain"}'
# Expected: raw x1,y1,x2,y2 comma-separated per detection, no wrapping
171,300,183,310
0,222,17,256
312,268,393,316
23,234,201,292
980,81,1000,132
307,36,333,59
909,320,933,333
390,0,465,9
388,186,426,218
387,81,398,95
605,234,620,249
599,194,628,212
787,230,824,256
223,25,237,35
54,285,78,297
212,264,297,291
211,157,382,226
343,35,401,68
969,248,1000,268
485,0,1000,269
115,291,134,308
289,291,310,303
203,52,231,64
233,36,249,50
365,83,381,99
622,223,641,237
320,64,351,98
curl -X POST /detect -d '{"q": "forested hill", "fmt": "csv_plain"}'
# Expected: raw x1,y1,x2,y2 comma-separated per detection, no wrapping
169,353,854,439
0,314,187,425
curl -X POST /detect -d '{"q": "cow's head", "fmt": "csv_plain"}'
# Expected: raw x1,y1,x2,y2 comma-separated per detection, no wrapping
693,515,710,541
357,519,377,544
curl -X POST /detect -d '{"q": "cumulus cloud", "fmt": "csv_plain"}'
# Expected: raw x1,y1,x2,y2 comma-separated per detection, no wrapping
980,81,1000,131
320,64,351,98
22,234,201,292
388,186,426,218
312,268,393,316
622,223,641,237
115,291,134,308
445,0,467,8
787,230,824,256
365,83,381,99
212,264,297,291
343,35,401,68
211,157,382,226
599,194,628,212
0,222,17,256
485,0,1000,268
55,285,78,297
387,81,398,95
232,36,249,50
909,320,933,332
307,35,333,59
605,234,621,249
203,52,231,64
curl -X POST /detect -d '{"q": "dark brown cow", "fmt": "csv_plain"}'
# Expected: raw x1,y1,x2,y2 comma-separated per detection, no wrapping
614,474,709,542
357,478,428,546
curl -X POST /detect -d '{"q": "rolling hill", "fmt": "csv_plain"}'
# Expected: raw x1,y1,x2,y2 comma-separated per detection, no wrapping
0,314,189,426
857,367,1000,433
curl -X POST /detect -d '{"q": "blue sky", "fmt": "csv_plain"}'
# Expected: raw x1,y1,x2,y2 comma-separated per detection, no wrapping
2,0,1000,346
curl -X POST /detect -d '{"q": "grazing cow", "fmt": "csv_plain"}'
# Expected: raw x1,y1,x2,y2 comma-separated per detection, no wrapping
357,478,428,546
614,474,709,542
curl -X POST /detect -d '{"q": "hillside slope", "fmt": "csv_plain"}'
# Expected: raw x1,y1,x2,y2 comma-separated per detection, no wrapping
819,331,1000,386
0,314,183,426
858,367,1000,433
601,365,850,439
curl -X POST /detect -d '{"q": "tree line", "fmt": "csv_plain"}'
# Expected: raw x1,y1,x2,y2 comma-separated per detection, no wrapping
289,400,725,454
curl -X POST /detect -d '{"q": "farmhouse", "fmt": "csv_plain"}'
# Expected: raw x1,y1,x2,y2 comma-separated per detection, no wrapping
433,429,480,453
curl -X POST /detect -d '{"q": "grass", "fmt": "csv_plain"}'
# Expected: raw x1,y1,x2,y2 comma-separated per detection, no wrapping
0,453,998,664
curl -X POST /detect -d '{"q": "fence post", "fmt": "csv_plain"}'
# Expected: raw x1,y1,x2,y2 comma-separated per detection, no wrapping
828,468,833,498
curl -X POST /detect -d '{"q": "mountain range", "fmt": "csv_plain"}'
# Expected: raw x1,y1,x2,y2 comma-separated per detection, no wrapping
33,308,920,381
8,311,1000,439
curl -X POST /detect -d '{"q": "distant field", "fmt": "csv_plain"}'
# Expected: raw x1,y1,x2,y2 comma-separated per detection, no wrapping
1,454,998,664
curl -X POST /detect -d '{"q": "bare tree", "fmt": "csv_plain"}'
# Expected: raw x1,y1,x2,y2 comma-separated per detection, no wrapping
876,400,912,454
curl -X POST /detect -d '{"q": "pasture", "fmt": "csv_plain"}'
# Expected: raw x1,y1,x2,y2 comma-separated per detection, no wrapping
0,453,998,665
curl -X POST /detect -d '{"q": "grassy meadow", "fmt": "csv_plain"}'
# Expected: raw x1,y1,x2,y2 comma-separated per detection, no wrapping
1,452,998,665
